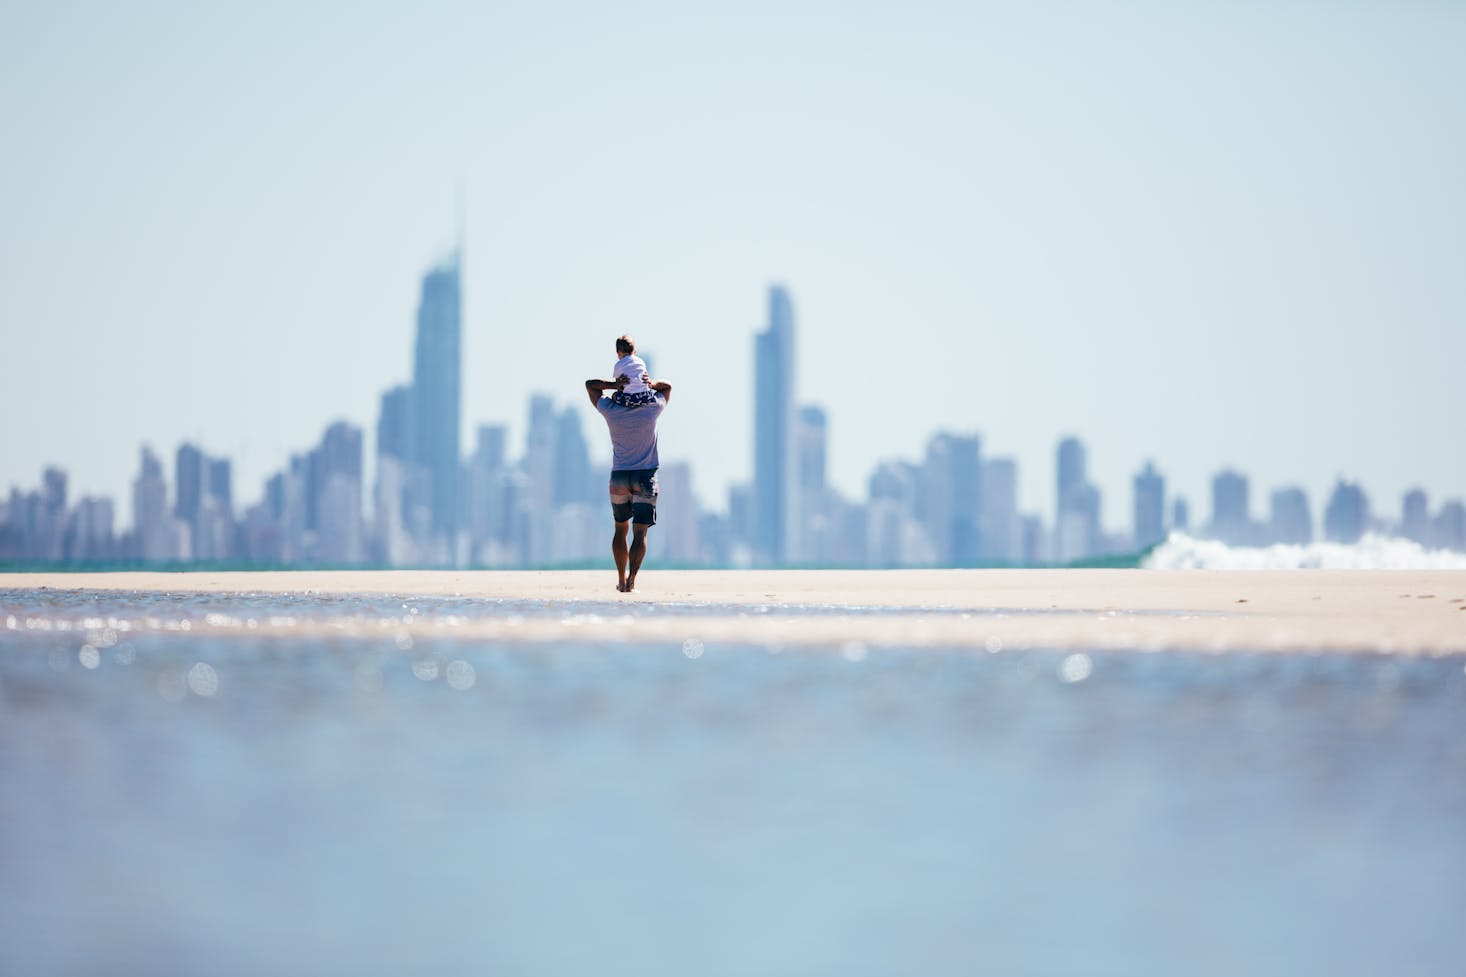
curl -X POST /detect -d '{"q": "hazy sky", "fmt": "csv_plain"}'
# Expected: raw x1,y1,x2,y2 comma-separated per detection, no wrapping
4,0,1463,531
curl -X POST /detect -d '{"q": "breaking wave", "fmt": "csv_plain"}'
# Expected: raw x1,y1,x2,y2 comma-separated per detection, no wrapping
1143,532,1466,570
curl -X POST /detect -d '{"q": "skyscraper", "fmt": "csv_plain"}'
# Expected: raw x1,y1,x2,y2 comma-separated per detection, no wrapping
1056,436,1086,528
1269,487,1312,545
131,446,172,562
1324,479,1369,543
175,442,205,534
377,384,414,461
979,457,1019,564
411,256,462,539
753,285,795,566
791,405,828,564
312,421,364,564
1209,469,1252,545
1054,437,1098,562
1132,461,1166,551
1401,488,1430,544
923,432,981,565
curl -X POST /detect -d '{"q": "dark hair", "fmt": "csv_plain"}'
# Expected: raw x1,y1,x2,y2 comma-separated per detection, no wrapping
616,335,635,356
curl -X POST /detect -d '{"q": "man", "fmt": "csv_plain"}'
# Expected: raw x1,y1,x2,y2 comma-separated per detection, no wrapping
585,366,672,593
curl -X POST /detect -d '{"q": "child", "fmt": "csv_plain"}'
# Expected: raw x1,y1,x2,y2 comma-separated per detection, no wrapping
611,335,658,407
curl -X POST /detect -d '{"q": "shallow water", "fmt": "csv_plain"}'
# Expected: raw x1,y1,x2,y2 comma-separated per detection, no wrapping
2,590,1465,976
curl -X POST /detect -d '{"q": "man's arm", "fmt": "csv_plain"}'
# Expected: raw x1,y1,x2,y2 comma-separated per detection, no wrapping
584,376,627,407
647,375,672,405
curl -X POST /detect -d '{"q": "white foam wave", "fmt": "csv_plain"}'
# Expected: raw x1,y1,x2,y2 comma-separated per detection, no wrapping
1143,532,1466,570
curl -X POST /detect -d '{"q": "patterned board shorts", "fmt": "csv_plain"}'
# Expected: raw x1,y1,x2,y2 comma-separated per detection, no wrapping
608,468,658,526
610,390,659,408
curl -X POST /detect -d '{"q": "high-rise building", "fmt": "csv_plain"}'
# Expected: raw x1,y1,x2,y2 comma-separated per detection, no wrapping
791,405,829,564
1436,500,1466,552
1401,488,1431,544
553,406,591,508
1054,437,1099,562
175,443,204,526
1132,461,1166,551
411,256,462,539
312,421,364,564
1209,469,1252,545
467,424,508,557
1269,487,1312,545
922,432,981,565
1056,436,1086,528
378,385,414,461
979,457,1019,564
131,446,172,562
69,497,115,563
1056,482,1101,564
658,462,700,564
1172,497,1190,533
1323,479,1369,543
753,285,795,565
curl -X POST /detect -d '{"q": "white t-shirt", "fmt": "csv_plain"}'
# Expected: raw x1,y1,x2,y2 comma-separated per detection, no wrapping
614,354,649,393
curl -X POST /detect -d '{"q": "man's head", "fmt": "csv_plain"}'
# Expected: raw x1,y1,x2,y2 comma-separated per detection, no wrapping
616,335,636,357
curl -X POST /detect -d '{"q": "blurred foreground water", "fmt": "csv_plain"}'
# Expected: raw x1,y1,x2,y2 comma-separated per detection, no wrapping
3,589,1465,976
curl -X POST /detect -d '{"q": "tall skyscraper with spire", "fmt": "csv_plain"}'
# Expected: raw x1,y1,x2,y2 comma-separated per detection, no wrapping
753,285,795,565
412,254,462,539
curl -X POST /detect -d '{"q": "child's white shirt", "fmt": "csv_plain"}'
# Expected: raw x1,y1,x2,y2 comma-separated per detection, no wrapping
614,354,649,393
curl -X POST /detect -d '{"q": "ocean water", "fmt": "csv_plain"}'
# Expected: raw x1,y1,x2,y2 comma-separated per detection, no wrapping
1145,532,1466,569
3,589,1466,977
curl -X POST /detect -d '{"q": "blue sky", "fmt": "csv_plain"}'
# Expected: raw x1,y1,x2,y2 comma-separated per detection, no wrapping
3,0,1463,528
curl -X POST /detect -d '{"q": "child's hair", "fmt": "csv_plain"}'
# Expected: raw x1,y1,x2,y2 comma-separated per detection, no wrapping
616,335,636,356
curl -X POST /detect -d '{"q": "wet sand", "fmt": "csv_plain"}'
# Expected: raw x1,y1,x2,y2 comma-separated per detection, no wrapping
3,569,1465,654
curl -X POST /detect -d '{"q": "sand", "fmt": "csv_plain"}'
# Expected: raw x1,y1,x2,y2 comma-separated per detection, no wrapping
3,569,1465,654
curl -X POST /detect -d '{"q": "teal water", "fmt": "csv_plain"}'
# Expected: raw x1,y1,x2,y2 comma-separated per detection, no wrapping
2,590,1465,976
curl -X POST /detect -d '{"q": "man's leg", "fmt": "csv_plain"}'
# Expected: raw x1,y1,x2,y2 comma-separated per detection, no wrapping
626,525,649,592
612,521,630,592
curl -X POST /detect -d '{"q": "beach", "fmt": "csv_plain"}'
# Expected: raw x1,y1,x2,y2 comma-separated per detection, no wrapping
5,568,1464,654
4,568,1466,976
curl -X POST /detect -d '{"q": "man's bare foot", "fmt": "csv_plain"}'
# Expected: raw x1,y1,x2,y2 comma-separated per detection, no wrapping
624,577,636,593
617,580,627,593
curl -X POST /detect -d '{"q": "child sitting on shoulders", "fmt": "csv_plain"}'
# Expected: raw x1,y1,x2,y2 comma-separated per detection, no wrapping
610,334,658,407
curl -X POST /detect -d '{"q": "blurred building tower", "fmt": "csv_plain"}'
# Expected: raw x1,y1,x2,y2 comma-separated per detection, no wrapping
867,461,931,566
1054,437,1099,562
467,424,508,562
1323,479,1369,543
68,496,115,563
1209,469,1252,545
37,467,67,562
411,255,462,545
1057,483,1101,564
922,432,981,566
131,446,173,562
1019,514,1046,566
727,484,754,566
1268,487,1313,545
554,406,591,508
175,443,204,536
312,421,364,564
1400,488,1431,544
753,284,795,566
1434,500,1465,552
979,457,1019,564
792,405,829,564
1172,497,1190,533
657,462,701,565
1132,461,1166,551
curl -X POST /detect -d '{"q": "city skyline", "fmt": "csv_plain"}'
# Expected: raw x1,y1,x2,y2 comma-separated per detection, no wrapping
4,3,1464,529
4,261,1464,567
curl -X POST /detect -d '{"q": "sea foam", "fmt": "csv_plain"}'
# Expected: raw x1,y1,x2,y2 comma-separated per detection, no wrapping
1143,532,1466,570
